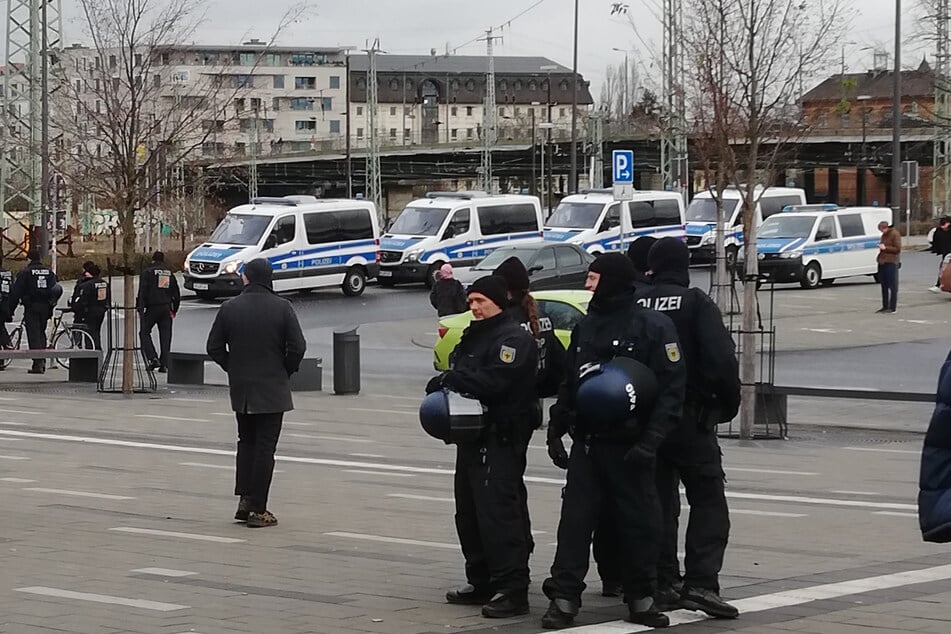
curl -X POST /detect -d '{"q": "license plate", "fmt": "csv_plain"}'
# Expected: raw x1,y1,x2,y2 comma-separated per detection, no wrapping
193,283,209,290
378,270,393,277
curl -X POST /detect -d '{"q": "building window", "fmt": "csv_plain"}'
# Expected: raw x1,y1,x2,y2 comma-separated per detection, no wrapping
389,127,397,139
840,112,850,127
235,98,245,112
240,52,256,66
294,76,316,90
153,74,161,89
466,106,474,116
499,79,508,91
330,119,341,134
290,53,315,65
250,97,261,111
451,128,458,139
451,106,458,116
233,74,254,89
450,79,460,91
161,52,170,65
356,106,363,116
467,128,474,139
112,77,120,90
329,75,340,89
95,100,101,114
389,78,400,91
261,119,274,132
321,97,332,112
273,75,284,89
266,53,281,66
390,106,397,116
499,106,505,117
295,120,317,131
404,128,411,139
559,107,566,118
515,79,523,91
465,79,475,92
514,107,521,116
134,53,143,67
272,97,281,110
290,97,314,110
356,127,364,138
109,55,116,69
74,79,82,93
235,142,246,156
528,79,536,91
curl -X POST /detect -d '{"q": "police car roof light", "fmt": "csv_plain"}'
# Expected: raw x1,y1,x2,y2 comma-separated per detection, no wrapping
425,191,489,200
578,188,615,195
782,203,839,212
250,197,299,206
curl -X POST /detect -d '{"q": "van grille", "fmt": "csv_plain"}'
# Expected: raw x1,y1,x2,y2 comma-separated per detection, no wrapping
380,250,402,264
686,236,701,247
190,261,219,275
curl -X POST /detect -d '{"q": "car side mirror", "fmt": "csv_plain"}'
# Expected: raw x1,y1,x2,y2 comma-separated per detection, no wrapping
264,234,277,250
527,264,543,275
816,231,831,241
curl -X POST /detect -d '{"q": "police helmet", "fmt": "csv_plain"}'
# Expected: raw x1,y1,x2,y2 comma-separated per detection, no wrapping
575,357,658,430
419,389,485,445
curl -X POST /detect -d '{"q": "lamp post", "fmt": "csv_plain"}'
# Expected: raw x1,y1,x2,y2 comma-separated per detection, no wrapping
891,0,902,224
539,122,555,216
611,47,631,117
857,94,872,206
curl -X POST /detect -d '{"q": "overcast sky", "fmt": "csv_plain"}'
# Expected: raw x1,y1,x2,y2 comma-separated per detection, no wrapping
58,0,933,96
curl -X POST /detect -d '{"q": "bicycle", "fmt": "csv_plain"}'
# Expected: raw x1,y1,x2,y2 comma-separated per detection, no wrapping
2,307,97,370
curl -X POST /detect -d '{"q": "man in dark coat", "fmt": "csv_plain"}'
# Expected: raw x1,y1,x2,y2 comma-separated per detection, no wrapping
919,348,951,542
10,248,57,373
207,258,307,528
930,218,951,292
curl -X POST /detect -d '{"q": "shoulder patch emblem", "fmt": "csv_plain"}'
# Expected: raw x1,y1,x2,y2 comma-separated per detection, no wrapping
665,342,681,363
500,345,517,364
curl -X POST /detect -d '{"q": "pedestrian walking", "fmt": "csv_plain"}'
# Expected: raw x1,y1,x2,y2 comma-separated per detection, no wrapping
930,218,951,292
0,252,13,352
206,259,306,529
425,275,538,619
636,237,742,619
429,263,468,316
137,251,180,372
542,253,686,629
72,264,110,350
10,249,57,374
876,222,901,314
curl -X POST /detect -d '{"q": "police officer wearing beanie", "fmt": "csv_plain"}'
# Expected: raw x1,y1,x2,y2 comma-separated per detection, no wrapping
72,264,110,350
635,237,741,619
627,236,658,289
542,253,686,629
10,248,58,373
0,251,13,351
137,251,180,372
426,275,538,619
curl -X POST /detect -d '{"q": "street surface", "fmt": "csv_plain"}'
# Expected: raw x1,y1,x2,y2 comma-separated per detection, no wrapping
1,244,949,632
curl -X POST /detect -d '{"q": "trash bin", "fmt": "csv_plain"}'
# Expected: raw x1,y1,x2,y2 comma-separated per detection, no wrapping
333,325,360,395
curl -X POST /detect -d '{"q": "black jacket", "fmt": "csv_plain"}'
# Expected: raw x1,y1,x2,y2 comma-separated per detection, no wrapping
551,290,686,446
429,278,468,317
635,270,741,424
503,302,566,399
0,267,12,322
11,261,57,310
934,227,951,257
73,276,110,322
137,262,181,312
206,284,307,414
443,311,538,444
920,349,951,542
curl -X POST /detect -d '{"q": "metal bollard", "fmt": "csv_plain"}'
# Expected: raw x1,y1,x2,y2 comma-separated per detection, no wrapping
333,325,360,395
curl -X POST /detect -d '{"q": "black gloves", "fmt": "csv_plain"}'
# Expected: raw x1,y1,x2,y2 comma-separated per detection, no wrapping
425,372,448,394
547,425,569,469
625,430,663,465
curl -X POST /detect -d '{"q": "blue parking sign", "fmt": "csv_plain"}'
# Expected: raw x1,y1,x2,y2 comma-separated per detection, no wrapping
612,150,633,184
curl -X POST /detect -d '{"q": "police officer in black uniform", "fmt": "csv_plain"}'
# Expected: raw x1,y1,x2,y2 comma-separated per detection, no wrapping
10,248,57,374
73,264,110,350
426,275,538,619
542,253,686,629
0,252,13,351
137,251,180,372
635,237,741,619
69,261,95,308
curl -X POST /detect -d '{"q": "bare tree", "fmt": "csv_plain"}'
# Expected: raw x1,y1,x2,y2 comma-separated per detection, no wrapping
682,0,849,438
54,0,309,393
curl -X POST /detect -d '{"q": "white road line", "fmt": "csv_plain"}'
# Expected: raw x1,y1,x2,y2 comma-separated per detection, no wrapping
0,397,19,401
845,446,919,455
0,454,28,460
731,509,807,518
23,487,133,500
350,453,385,458
131,567,198,577
388,493,453,502
285,433,371,443
347,408,417,415
0,408,36,414
166,398,216,403
0,421,26,425
725,491,916,511
0,477,35,482
727,467,818,476
15,586,189,612
179,461,283,473
557,563,951,632
874,511,919,518
325,531,457,550
135,414,210,423
110,527,245,544
284,421,313,427
831,490,881,496
344,469,415,478
373,394,426,401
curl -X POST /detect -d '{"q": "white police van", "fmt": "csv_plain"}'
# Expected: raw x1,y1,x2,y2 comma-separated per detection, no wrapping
378,192,544,286
543,189,685,254
183,195,380,299
686,186,806,264
744,204,892,289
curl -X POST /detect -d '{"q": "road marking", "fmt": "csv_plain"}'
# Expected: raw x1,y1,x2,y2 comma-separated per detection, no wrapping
0,477,35,482
23,487,133,500
347,408,417,416
351,453,385,458
831,490,881,496
325,531,457,550
15,586,189,611
726,491,915,511
845,446,919,455
731,509,808,518
285,433,371,443
374,394,426,401
0,408,36,414
284,421,313,427
0,421,26,425
874,511,918,518
135,414,210,423
345,469,415,478
131,567,198,577
0,454,28,460
166,398,216,403
557,563,951,632
179,461,284,474
110,527,245,544
388,493,453,502
727,467,818,476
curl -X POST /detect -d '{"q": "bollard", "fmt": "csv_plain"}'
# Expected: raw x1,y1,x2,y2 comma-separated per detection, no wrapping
333,325,360,395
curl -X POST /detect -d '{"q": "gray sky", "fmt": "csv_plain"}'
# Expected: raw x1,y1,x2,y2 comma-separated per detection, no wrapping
58,0,932,96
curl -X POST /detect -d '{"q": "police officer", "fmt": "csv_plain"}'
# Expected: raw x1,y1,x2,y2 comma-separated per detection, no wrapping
635,237,741,619
10,248,57,374
0,252,13,351
426,275,538,619
69,261,95,308
627,235,657,289
137,251,180,372
542,253,686,629
493,256,567,554
73,264,110,350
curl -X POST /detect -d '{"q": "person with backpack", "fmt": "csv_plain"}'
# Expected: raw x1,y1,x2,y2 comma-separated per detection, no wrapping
429,263,468,317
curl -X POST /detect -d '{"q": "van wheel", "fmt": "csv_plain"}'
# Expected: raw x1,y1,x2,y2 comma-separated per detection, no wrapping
425,262,444,289
342,266,367,296
820,278,836,287
800,263,822,289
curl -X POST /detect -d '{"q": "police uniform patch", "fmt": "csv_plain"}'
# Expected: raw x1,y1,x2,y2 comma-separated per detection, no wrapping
500,345,516,364
665,342,681,363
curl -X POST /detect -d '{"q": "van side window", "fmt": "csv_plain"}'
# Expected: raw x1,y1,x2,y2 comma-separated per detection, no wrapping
271,215,296,246
816,217,838,240
304,209,373,245
600,204,620,231
654,199,682,225
477,203,538,235
629,201,655,228
838,214,864,237
444,209,470,239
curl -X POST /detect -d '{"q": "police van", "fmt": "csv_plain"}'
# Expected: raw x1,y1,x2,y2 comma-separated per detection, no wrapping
378,192,544,286
183,195,381,299
742,204,892,289
685,186,806,264
543,189,686,254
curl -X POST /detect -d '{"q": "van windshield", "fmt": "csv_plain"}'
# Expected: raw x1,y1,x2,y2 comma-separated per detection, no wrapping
208,213,272,246
686,198,739,222
759,215,817,239
389,206,450,236
547,202,604,229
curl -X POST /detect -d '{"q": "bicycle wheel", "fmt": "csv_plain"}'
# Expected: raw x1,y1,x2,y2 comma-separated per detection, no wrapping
1,326,22,369
52,327,96,370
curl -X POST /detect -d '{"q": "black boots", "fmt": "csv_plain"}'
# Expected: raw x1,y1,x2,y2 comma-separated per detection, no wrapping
481,592,529,618
541,598,579,629
627,596,670,628
445,584,493,606
234,496,250,522
680,586,739,619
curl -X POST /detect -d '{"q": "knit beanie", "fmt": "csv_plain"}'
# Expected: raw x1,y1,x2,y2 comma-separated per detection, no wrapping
588,253,636,300
493,256,530,292
648,237,691,275
467,275,509,310
626,236,657,274
243,258,274,288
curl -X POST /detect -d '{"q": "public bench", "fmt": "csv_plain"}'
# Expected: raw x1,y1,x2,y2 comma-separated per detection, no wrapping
167,352,323,392
0,349,101,383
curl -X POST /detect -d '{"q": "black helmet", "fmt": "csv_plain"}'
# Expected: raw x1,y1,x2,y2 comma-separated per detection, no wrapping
574,356,658,431
419,389,485,444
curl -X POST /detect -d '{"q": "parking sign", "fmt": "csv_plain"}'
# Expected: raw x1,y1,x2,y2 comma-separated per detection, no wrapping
612,150,634,184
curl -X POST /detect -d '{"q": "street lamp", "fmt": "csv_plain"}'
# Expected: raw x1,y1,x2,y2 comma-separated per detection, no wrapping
611,47,632,116
539,122,555,216
857,94,872,206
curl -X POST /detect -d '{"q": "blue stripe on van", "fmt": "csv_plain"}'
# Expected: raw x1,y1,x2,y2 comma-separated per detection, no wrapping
421,231,541,261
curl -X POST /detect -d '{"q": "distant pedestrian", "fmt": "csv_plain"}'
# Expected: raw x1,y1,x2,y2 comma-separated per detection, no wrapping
876,222,901,314
72,264,110,350
429,263,468,317
930,218,951,292
0,252,12,353
206,259,306,528
137,251,180,372
10,249,57,374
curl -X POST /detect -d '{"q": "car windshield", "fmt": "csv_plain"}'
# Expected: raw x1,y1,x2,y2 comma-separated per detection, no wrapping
546,202,604,229
759,215,817,239
472,248,536,271
686,197,739,222
208,213,272,246
389,206,450,236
